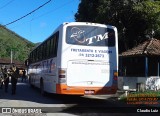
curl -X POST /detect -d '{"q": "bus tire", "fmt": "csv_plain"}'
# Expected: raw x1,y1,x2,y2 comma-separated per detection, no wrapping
40,78,45,96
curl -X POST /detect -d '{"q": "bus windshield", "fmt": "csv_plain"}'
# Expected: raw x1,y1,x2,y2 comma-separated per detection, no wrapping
66,26,115,46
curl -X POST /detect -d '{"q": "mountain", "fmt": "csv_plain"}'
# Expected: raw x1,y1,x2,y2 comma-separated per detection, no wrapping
0,25,35,62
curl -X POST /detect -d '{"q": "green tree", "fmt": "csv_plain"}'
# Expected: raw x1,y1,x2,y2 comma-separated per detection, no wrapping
133,1,160,38
75,0,99,22
0,25,35,61
75,0,160,53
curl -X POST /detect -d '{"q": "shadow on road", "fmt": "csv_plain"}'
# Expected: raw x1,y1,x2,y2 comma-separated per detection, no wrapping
0,82,159,116
0,82,122,105
0,82,63,104
0,82,122,104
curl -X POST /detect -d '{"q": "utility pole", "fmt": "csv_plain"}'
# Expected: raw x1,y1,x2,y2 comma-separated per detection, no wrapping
11,49,13,64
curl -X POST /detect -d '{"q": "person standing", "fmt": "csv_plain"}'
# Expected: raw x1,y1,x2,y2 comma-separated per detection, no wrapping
10,65,18,95
0,67,3,89
1,66,9,93
0,76,4,89
22,69,26,82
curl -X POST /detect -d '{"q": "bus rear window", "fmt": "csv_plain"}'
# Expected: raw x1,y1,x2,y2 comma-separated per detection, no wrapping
66,26,115,46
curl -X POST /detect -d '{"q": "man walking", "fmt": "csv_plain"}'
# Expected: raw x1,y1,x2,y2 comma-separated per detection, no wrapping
10,65,18,95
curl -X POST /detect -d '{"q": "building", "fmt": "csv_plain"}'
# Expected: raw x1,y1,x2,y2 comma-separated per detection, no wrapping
119,38,160,91
0,58,26,76
0,58,25,68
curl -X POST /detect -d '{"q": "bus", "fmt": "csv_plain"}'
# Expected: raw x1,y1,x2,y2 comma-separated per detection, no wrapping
27,22,118,95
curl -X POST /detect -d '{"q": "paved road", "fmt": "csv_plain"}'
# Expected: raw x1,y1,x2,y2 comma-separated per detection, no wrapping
0,80,159,116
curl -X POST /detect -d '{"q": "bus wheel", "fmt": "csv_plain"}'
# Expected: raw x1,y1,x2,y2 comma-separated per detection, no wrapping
40,78,45,96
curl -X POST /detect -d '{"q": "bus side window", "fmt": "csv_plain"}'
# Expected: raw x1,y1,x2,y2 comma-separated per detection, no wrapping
50,36,54,57
42,44,44,60
39,45,43,60
53,38,57,57
33,50,36,63
51,31,59,57
54,32,59,57
43,42,47,59
47,39,51,58
36,49,38,62
37,47,40,61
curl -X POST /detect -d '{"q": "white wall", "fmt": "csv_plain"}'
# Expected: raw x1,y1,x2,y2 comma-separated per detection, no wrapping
118,76,160,91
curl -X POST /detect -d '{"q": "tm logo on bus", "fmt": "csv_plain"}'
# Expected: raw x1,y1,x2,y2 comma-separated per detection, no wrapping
70,27,108,45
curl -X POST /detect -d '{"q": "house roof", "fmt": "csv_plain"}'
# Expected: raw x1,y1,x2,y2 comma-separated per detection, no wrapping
120,38,160,57
0,58,25,69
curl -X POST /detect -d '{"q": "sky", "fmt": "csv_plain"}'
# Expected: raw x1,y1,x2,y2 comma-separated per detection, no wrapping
0,0,80,43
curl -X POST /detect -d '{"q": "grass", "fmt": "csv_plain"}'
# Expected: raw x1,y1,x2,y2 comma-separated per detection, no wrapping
119,90,160,101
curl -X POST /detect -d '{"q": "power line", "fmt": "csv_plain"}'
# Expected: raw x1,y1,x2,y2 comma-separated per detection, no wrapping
0,0,15,10
4,0,52,26
29,0,74,22
9,0,74,29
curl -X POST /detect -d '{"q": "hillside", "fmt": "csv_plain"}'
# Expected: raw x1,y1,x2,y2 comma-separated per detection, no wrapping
0,25,35,62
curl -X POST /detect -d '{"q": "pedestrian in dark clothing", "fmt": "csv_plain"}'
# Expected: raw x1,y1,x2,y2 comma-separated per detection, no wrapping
22,69,26,82
0,76,4,89
16,67,20,78
10,66,18,95
1,67,9,93
0,67,4,89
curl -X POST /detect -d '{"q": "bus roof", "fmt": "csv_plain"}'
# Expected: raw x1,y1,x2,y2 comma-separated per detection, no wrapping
30,22,116,53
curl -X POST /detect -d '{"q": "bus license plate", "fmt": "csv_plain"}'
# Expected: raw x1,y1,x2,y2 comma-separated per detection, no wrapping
84,90,95,95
